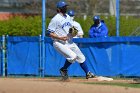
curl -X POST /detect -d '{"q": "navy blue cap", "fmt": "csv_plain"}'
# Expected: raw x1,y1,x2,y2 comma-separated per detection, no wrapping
93,15,100,21
68,10,75,16
57,1,68,8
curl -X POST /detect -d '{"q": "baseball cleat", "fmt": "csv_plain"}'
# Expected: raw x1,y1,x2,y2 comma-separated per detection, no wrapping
86,72,96,79
60,68,69,81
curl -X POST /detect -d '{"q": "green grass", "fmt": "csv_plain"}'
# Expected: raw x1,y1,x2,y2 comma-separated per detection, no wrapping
84,82,140,88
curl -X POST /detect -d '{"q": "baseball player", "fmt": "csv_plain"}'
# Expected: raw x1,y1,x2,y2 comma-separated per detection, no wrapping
47,1,96,80
89,15,108,38
68,10,84,38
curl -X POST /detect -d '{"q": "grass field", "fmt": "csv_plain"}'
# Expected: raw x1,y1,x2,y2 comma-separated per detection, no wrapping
85,82,140,88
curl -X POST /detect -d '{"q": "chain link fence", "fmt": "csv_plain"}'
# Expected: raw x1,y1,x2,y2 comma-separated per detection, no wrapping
119,0,140,36
0,0,41,13
0,0,139,16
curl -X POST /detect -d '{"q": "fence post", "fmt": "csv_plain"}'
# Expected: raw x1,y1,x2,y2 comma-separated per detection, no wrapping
39,35,42,77
2,35,6,77
116,0,120,36
41,0,46,77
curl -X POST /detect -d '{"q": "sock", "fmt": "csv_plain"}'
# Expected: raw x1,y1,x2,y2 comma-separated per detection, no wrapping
62,60,72,69
80,62,89,74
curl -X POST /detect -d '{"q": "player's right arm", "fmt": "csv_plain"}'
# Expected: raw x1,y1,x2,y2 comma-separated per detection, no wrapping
49,32,68,41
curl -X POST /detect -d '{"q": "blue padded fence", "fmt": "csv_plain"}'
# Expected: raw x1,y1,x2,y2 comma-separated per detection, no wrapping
7,36,40,75
6,36,140,77
0,37,2,76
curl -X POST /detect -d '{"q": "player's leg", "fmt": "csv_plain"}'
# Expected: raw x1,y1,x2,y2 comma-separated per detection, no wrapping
70,43,96,79
53,41,77,80
59,60,71,80
80,62,96,79
53,41,77,63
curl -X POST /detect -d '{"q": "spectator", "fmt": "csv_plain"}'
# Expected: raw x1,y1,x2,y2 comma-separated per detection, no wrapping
68,10,84,38
89,15,108,38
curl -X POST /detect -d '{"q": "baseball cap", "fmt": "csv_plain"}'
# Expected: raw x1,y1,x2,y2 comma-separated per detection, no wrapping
93,15,100,21
57,1,68,8
68,10,75,16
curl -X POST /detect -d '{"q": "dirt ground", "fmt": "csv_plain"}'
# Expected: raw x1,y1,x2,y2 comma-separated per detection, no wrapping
0,77,140,93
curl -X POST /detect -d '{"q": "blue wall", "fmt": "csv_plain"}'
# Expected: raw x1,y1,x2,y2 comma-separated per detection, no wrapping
7,37,40,75
0,37,2,76
5,36,140,77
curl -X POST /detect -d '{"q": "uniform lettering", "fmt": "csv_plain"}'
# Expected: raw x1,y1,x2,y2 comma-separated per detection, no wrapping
62,22,72,28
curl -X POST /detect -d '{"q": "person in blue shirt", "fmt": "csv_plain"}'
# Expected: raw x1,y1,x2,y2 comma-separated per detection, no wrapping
89,15,108,38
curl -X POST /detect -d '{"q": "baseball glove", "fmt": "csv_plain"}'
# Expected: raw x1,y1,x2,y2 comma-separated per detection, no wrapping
69,26,78,37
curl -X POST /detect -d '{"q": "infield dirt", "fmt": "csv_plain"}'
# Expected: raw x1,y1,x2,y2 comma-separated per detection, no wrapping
0,78,140,93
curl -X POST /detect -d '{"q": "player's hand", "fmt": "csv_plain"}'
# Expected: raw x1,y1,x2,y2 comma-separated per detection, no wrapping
69,26,78,37
59,36,68,41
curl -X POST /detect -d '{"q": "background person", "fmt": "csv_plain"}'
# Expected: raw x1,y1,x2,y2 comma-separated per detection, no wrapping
68,10,84,38
89,15,108,38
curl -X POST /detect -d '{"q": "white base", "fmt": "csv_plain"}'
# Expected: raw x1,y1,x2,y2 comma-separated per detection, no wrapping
91,76,113,81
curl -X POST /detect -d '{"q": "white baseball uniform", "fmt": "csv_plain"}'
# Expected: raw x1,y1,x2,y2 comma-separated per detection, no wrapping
71,21,84,38
48,13,85,63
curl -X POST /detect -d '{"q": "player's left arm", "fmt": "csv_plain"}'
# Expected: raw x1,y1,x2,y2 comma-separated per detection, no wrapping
77,23,84,38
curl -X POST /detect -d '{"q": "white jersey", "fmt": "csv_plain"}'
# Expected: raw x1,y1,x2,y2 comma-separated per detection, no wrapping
48,13,85,63
48,13,72,42
72,21,84,38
